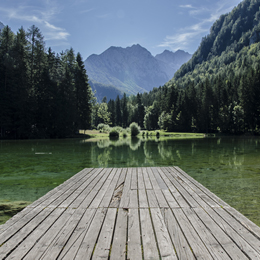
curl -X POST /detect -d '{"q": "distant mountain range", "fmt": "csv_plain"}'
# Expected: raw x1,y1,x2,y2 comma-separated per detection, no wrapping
84,45,191,101
0,22,4,31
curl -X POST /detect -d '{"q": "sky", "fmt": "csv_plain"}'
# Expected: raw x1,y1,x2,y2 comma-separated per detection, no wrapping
0,0,243,60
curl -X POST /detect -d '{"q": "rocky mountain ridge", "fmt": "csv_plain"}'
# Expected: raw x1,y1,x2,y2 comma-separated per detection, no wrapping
84,44,191,101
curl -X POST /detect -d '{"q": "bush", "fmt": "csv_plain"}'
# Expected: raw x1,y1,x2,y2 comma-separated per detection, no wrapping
109,128,119,138
130,122,140,136
155,130,160,138
97,123,110,132
114,126,123,132
122,130,128,138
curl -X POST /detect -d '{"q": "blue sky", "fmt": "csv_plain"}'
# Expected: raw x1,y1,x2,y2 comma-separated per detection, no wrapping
1,0,242,60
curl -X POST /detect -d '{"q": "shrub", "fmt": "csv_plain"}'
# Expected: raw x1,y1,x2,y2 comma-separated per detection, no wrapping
155,130,160,138
109,128,119,138
122,131,128,138
97,123,110,132
114,126,123,133
130,122,140,136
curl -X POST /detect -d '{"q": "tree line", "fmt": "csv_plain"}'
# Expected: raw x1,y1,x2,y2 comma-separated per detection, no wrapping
97,51,260,135
0,25,93,139
1,18,260,139
96,0,260,135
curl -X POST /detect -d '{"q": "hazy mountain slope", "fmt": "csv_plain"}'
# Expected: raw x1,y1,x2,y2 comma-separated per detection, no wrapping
155,50,191,79
85,44,191,99
168,0,260,87
88,80,124,102
0,22,4,31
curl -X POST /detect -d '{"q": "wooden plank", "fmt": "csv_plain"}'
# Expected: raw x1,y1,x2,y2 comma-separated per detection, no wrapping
162,168,199,208
160,168,190,208
224,206,260,239
0,206,45,244
214,207,260,255
40,208,87,260
137,167,145,190
131,167,138,190
89,168,116,208
142,167,153,189
1,167,260,260
0,207,55,259
57,168,103,208
173,208,214,260
150,208,177,259
119,168,132,209
146,189,159,208
138,189,149,208
151,167,168,190
140,208,160,259
44,168,102,209
167,167,220,208
154,189,169,208
110,208,127,259
99,168,122,208
182,207,231,260
193,207,253,260
147,167,161,190
163,208,195,260
127,208,142,260
116,168,127,187
92,208,117,259
57,208,96,259
22,208,74,260
28,168,94,209
1,169,90,234
62,208,107,260
129,189,139,208
168,170,220,207
162,190,179,208
202,206,260,260
168,170,218,210
173,167,228,207
71,168,111,208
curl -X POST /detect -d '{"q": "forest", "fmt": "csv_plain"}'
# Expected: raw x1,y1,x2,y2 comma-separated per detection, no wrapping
96,0,260,135
0,25,93,139
1,0,260,139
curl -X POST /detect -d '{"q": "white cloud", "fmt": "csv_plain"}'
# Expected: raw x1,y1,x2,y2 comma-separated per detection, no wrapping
179,5,194,9
45,31,70,41
0,4,70,44
159,0,242,51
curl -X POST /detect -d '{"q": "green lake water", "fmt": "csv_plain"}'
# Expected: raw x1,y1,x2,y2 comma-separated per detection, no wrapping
0,136,260,226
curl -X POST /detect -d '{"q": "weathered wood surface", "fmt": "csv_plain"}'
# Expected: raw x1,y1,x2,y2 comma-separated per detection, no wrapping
1,167,260,259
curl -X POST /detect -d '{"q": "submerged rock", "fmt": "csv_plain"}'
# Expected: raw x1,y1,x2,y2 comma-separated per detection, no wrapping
0,201,31,225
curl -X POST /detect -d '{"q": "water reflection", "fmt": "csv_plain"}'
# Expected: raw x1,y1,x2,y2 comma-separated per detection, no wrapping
0,137,260,226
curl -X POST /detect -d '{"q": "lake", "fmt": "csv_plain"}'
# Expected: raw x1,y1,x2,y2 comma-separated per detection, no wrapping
0,136,260,226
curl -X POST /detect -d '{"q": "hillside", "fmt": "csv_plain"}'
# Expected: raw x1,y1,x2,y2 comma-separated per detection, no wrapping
84,45,191,100
106,0,260,134
167,0,260,88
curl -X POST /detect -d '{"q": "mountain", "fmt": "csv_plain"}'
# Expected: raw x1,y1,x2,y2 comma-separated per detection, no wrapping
84,45,191,100
0,22,4,31
167,0,260,88
155,50,191,78
88,79,124,102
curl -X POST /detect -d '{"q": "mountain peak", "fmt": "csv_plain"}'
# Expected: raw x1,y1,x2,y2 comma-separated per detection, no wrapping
84,44,191,100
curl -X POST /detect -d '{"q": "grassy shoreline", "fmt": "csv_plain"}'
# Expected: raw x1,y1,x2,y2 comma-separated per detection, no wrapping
79,129,205,140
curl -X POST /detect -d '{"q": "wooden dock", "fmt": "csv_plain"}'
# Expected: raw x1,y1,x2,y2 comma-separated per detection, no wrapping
0,167,260,259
